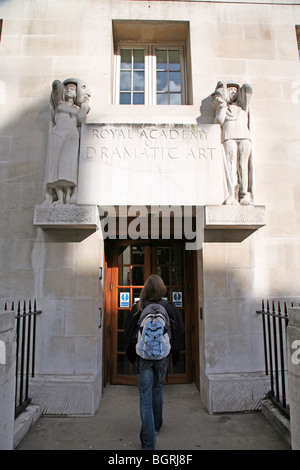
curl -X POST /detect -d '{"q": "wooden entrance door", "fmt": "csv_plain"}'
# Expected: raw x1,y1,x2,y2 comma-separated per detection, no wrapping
104,240,198,385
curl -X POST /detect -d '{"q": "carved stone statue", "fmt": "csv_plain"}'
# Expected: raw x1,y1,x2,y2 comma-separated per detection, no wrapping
212,81,253,205
44,78,91,204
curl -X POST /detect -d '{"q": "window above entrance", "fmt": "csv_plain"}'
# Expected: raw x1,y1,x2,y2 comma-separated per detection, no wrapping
113,20,192,105
296,26,300,59
115,45,186,105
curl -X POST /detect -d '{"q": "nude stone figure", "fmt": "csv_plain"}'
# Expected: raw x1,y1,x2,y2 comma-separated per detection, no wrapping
212,81,253,205
44,78,91,204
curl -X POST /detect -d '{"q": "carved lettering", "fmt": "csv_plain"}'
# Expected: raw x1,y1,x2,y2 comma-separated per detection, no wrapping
78,123,225,206
86,146,96,158
100,147,108,159
168,148,178,159
85,145,216,160
83,124,218,164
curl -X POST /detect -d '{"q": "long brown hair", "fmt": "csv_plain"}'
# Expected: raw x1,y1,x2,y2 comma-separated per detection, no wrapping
137,274,167,312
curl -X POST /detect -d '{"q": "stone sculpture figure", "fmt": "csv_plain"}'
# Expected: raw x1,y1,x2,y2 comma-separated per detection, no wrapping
212,81,253,205
44,78,91,204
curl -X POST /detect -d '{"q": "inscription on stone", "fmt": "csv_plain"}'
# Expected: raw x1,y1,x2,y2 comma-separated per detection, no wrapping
77,123,225,206
85,126,216,161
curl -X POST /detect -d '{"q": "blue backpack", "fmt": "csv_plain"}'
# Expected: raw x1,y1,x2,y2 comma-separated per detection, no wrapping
136,301,171,360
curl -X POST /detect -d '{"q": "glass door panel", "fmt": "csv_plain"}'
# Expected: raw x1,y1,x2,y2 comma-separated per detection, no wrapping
111,241,192,384
153,245,186,376
116,244,148,380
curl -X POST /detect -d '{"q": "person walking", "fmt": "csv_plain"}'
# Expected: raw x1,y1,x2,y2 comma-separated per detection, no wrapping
125,274,184,450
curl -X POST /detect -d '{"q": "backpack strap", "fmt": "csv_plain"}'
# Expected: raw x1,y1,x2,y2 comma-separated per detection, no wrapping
143,298,169,308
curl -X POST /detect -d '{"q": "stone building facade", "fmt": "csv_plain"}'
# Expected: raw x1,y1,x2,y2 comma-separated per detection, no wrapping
0,0,300,415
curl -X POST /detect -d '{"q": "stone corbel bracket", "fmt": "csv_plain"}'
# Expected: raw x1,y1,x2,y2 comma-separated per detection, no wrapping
33,204,100,230
204,205,266,242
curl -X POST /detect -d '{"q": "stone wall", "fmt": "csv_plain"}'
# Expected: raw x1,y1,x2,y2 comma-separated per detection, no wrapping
0,310,15,450
0,0,300,415
287,308,300,450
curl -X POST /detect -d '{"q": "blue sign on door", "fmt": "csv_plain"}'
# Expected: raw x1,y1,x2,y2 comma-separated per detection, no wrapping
172,292,182,307
120,292,130,307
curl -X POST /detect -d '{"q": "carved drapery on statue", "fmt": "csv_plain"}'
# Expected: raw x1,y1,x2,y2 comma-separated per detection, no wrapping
44,78,91,205
212,81,254,205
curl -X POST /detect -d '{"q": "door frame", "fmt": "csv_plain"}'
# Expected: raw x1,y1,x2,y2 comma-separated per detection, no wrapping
103,238,199,388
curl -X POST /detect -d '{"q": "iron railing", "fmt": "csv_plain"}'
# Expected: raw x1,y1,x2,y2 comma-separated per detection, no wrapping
257,299,292,417
4,300,42,418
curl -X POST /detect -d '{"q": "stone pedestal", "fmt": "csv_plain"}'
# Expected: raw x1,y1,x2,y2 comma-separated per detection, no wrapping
200,372,269,414
204,204,266,242
33,204,100,230
29,374,102,416
205,204,266,229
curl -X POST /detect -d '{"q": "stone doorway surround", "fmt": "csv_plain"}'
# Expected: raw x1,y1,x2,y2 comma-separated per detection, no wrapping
33,203,265,415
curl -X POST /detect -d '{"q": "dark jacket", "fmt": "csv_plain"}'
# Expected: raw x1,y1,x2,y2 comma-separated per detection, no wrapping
124,299,184,365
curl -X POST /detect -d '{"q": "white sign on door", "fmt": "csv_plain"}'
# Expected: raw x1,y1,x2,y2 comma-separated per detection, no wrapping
172,292,182,307
120,292,130,308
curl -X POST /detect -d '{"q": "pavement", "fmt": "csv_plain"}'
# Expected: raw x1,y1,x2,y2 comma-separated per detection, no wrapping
16,383,291,451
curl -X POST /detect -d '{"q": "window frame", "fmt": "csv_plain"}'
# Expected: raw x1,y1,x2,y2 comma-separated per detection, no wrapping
114,43,187,105
117,46,149,105
296,25,300,60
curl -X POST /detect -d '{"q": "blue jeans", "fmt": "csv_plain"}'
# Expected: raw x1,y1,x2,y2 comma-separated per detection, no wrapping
138,356,170,450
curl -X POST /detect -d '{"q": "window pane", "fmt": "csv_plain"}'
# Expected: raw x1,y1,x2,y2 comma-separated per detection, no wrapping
120,92,131,104
157,71,168,92
117,331,125,351
118,266,130,286
133,71,144,91
117,46,185,105
118,310,130,329
169,72,181,92
173,353,186,374
169,50,180,70
120,70,131,91
157,93,168,105
157,266,170,286
117,355,130,374
157,247,170,264
171,246,183,265
118,245,130,264
120,49,131,69
172,266,184,285
132,266,144,285
133,49,144,69
132,245,145,264
156,50,168,70
170,93,181,105
133,288,142,304
133,93,144,105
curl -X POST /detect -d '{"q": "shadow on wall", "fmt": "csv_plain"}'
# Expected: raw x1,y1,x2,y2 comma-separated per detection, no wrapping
196,95,216,125
0,94,99,303
0,95,50,299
